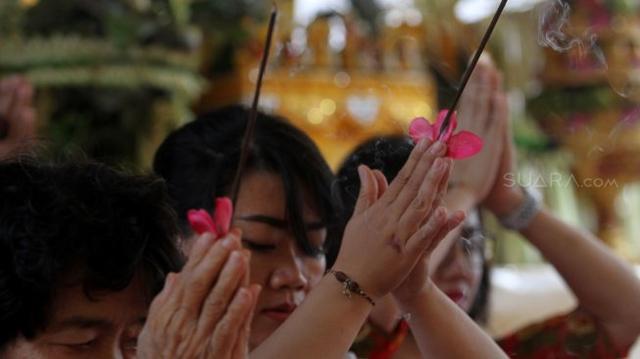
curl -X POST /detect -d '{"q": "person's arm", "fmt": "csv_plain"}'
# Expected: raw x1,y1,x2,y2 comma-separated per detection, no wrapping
488,189,640,349
252,141,463,359
484,92,640,349
398,280,507,359
391,161,506,359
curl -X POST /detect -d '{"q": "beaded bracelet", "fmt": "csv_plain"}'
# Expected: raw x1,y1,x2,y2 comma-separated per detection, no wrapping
327,270,375,306
498,187,541,231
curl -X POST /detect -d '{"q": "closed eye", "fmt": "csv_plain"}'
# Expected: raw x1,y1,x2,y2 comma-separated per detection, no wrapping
242,239,277,252
56,338,98,350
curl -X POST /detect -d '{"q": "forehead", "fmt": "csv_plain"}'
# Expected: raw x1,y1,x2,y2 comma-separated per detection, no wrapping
234,170,320,220
46,276,148,331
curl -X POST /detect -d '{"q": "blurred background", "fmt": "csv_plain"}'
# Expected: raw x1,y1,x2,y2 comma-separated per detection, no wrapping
1,0,639,348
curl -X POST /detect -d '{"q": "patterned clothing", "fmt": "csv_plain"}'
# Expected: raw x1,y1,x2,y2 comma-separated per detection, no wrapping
351,310,630,358
498,310,629,358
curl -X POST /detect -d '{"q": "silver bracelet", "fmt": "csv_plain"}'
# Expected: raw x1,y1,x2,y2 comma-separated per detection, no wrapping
498,187,541,231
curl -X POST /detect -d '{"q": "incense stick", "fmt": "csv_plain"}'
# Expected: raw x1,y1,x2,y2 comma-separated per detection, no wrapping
438,0,509,139
230,5,277,205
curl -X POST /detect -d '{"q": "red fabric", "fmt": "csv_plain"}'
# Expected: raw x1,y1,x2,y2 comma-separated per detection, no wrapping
352,310,630,358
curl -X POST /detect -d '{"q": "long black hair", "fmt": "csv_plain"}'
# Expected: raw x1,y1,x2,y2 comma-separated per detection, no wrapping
335,135,491,323
153,105,341,259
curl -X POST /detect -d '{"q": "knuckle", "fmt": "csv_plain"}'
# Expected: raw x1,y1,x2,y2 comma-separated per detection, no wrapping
411,197,426,210
204,296,226,316
188,276,210,296
215,322,234,343
397,173,411,187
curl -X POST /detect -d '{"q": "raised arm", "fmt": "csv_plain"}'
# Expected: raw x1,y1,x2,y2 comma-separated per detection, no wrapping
396,279,508,359
392,151,507,359
484,82,640,351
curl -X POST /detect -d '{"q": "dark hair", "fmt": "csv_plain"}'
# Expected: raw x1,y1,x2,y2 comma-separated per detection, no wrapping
0,159,183,349
335,135,491,323
153,105,340,259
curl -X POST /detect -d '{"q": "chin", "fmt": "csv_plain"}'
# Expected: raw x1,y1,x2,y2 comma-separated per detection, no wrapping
249,317,280,350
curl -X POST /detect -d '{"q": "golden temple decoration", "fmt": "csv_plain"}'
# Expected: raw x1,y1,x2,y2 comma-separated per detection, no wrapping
199,6,437,168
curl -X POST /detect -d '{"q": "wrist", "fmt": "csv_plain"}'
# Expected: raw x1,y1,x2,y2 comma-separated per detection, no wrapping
394,280,436,313
486,187,525,217
326,266,381,305
495,188,542,231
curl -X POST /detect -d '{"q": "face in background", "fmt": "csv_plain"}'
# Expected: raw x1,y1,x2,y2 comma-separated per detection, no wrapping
431,209,485,313
3,276,148,359
233,170,327,349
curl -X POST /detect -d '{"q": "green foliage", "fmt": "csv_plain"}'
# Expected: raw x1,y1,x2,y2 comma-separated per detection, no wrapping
45,86,161,167
14,0,193,49
0,0,206,168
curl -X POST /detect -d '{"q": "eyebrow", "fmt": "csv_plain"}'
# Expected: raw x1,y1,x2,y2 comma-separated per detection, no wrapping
49,316,147,331
49,316,112,331
236,215,325,230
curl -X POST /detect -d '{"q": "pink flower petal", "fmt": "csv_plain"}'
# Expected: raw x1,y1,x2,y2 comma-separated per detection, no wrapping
408,117,436,143
187,209,217,236
214,197,233,236
434,110,457,142
447,131,483,159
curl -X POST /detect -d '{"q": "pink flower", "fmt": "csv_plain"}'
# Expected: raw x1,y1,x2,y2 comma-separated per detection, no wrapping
408,110,483,159
187,197,233,238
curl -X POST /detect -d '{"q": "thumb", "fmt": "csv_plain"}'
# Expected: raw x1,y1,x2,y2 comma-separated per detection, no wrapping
371,169,389,200
353,165,378,215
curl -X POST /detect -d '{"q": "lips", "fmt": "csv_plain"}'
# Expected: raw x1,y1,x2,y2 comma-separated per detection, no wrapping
445,290,466,305
261,303,297,322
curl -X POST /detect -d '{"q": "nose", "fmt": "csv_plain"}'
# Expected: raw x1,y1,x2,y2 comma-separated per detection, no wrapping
269,248,309,291
444,244,475,279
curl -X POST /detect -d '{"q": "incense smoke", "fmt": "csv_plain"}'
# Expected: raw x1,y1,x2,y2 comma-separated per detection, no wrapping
538,0,585,52
538,0,634,99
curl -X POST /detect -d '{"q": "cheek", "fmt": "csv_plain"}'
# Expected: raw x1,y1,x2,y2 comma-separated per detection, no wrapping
3,339,63,359
302,256,326,289
470,265,484,292
248,255,272,289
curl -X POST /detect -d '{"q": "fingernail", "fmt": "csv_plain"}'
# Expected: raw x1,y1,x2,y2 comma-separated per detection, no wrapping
433,158,443,170
438,207,447,220
252,284,262,297
430,141,445,154
166,273,177,287
242,249,251,262
237,288,250,305
222,235,236,249
357,165,366,183
230,227,242,238
230,251,243,265
439,159,449,172
417,138,430,152
197,233,213,248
